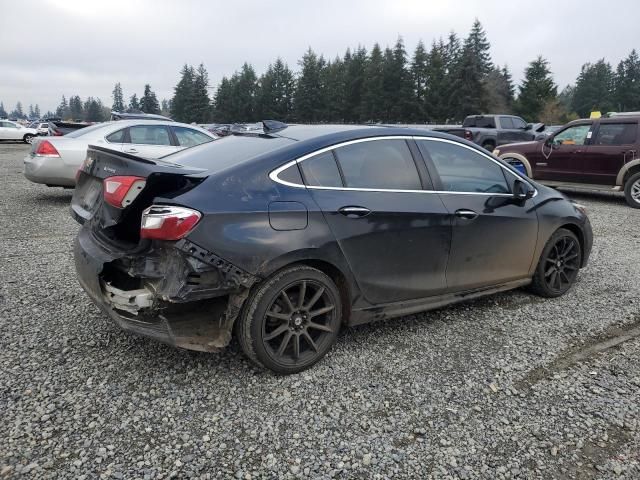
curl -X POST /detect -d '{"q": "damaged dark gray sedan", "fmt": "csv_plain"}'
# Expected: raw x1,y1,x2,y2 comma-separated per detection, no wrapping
71,122,593,373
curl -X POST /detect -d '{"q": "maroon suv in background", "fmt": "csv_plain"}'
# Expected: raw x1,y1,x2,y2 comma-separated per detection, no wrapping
494,116,640,208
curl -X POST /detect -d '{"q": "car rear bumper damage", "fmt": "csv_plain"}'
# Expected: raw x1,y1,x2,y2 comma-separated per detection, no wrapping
74,227,257,352
23,154,76,187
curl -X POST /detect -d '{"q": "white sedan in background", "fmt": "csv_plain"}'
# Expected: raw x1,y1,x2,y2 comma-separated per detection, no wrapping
23,120,218,187
0,120,39,143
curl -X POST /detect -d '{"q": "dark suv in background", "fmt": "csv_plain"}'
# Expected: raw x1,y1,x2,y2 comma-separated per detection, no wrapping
495,116,640,208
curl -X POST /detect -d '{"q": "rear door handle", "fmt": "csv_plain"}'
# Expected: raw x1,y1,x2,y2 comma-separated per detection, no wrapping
454,209,478,220
339,206,371,218
124,148,138,153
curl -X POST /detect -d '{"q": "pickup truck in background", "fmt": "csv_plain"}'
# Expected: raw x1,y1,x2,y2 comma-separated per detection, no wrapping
435,114,547,150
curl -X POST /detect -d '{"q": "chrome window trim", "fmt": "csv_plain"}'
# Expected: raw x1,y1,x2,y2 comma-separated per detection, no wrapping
269,135,537,197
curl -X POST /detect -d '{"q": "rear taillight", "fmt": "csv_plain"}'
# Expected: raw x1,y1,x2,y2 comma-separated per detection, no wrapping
464,130,473,141
34,140,60,157
140,205,201,241
103,176,146,208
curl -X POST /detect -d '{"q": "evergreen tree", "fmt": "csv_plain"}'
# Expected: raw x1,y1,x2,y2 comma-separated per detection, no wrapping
516,56,557,121
256,58,296,121
69,96,84,120
342,46,368,122
484,65,514,113
613,49,640,112
160,99,171,117
56,95,69,118
233,63,258,121
191,64,211,123
84,97,105,121
0,102,7,118
140,84,161,114
14,101,24,119
322,57,346,122
294,48,326,122
171,65,195,122
128,93,140,112
571,59,615,117
34,104,40,118
424,39,448,122
410,41,429,121
213,76,234,121
112,82,125,112
447,21,493,120
362,43,385,122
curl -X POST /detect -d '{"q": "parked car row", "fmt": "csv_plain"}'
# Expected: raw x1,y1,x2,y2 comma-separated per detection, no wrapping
0,120,39,143
23,120,217,187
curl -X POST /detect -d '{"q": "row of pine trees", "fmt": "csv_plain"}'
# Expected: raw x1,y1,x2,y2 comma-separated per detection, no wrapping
3,21,639,125
168,20,640,124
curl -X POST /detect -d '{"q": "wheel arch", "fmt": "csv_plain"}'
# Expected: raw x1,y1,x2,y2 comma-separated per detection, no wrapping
558,222,587,268
618,160,640,186
257,253,357,326
499,152,533,177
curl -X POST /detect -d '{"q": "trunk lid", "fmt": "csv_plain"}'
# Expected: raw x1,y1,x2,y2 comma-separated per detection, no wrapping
71,145,206,247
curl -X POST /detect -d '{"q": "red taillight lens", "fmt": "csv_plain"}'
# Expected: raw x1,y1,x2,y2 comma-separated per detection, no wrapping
35,140,60,157
140,205,201,241
103,176,146,208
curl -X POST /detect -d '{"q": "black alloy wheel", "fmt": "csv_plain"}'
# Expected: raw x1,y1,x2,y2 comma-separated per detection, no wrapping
529,228,581,298
237,265,342,373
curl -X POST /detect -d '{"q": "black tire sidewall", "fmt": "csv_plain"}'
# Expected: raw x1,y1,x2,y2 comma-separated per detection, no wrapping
623,172,640,209
534,228,581,297
242,266,342,374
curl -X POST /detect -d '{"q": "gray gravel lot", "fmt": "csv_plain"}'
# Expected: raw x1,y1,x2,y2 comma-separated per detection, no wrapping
1,142,639,479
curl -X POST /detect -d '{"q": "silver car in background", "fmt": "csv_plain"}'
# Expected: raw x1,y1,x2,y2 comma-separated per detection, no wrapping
23,120,217,187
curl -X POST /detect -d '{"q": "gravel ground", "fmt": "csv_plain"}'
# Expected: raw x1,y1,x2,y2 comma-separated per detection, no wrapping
1,142,639,479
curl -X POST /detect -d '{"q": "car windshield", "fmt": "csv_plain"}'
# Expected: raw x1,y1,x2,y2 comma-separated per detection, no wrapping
65,123,109,138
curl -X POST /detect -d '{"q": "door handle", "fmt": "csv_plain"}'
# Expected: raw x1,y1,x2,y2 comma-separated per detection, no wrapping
338,206,371,218
454,209,478,220
124,148,138,153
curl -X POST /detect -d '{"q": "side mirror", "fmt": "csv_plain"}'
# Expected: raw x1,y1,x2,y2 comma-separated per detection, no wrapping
524,123,532,131
513,179,534,200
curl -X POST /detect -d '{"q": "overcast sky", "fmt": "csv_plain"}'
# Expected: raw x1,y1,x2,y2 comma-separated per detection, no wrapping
1,0,639,114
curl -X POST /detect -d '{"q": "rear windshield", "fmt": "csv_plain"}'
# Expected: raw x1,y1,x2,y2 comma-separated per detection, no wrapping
162,134,294,171
462,116,496,128
65,123,108,138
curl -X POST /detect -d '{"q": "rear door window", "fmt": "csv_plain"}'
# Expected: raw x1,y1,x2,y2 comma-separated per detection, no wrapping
129,125,172,145
499,117,515,129
593,123,637,145
418,140,510,194
333,139,421,190
512,117,527,129
300,151,343,188
172,126,214,147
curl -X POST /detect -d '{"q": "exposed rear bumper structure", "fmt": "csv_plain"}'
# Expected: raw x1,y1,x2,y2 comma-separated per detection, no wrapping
74,228,256,352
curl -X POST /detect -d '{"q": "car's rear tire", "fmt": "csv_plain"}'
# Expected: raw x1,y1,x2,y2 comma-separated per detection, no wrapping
23,134,34,144
623,172,640,209
528,228,581,298
236,265,342,374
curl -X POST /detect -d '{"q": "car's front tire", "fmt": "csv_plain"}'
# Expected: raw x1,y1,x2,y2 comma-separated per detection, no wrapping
23,134,34,144
236,265,342,374
528,228,581,298
623,172,640,209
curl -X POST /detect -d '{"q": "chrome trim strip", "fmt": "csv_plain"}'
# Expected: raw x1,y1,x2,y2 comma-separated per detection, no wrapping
269,135,538,198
